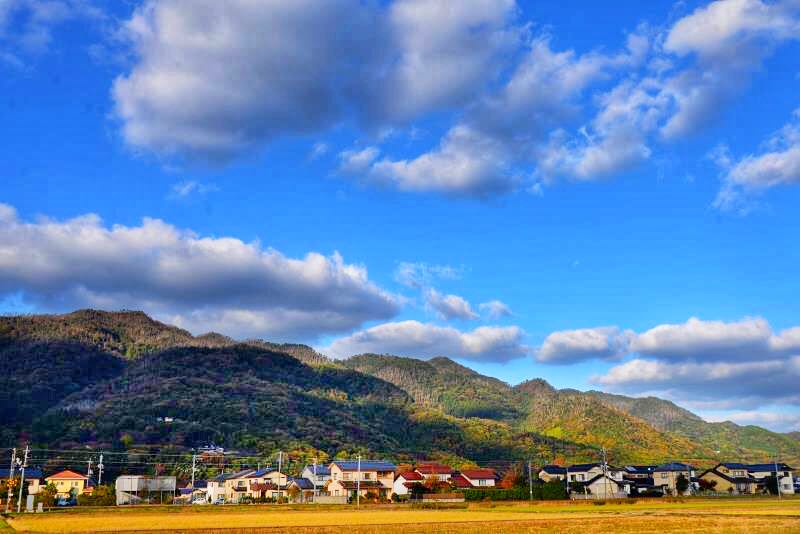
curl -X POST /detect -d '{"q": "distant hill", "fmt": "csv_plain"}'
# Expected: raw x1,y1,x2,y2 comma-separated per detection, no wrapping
2,309,798,465
344,354,523,420
587,391,800,461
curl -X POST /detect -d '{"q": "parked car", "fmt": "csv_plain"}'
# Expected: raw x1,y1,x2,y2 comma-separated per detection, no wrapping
213,497,225,505
55,497,76,507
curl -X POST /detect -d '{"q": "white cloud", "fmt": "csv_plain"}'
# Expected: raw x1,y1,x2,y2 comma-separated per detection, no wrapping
714,110,800,211
588,315,800,414
308,142,329,161
169,180,218,198
363,0,521,123
594,356,800,407
113,0,524,162
660,0,800,140
479,300,512,319
536,326,633,364
632,316,775,361
394,262,462,289
346,35,647,195
0,0,103,60
664,0,800,59
0,203,400,340
424,288,478,321
704,409,800,432
321,320,529,362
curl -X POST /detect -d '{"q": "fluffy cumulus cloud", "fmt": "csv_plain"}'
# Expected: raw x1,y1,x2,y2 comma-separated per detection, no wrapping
321,320,529,362
580,316,800,412
594,357,800,407
110,0,800,201
538,0,800,188
113,0,521,162
0,203,400,340
479,300,512,319
424,289,478,321
713,109,800,211
535,326,634,364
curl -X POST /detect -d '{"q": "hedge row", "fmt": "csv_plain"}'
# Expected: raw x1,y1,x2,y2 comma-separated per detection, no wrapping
462,481,567,501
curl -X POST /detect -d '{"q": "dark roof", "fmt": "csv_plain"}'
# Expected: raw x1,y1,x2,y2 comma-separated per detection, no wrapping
624,465,655,474
654,462,695,472
332,461,396,472
719,463,749,470
193,480,208,489
541,465,567,475
745,463,793,472
290,478,315,490
568,463,602,471
0,468,43,479
303,465,331,476
700,468,758,484
248,468,277,478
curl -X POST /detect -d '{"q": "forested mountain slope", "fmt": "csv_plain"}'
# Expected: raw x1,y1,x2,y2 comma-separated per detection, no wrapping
2,309,797,465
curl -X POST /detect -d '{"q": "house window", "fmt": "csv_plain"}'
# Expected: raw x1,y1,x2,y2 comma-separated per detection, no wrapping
660,473,668,479
344,473,351,480
364,473,372,480
577,474,584,481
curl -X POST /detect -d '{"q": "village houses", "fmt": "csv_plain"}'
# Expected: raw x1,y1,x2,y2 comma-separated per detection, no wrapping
326,460,396,500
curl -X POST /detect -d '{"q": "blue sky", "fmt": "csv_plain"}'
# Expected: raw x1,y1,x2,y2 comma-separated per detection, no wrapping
2,0,800,431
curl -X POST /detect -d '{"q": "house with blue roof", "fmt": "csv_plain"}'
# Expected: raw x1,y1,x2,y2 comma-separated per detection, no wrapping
327,460,397,500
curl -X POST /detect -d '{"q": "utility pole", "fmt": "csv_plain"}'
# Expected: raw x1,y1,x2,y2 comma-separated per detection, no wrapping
601,447,608,500
528,460,533,501
774,458,782,499
97,455,104,485
313,459,318,502
16,446,28,513
5,448,16,514
190,454,197,491
87,458,93,479
356,455,361,508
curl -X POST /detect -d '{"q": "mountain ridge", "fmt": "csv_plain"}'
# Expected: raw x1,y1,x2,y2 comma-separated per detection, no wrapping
2,309,797,465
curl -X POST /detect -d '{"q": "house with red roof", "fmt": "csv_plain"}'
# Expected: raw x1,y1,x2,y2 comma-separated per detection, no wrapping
414,463,453,482
45,470,91,499
459,468,498,488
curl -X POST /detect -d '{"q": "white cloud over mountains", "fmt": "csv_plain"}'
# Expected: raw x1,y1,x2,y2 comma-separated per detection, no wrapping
535,326,634,364
108,0,800,204
321,320,528,362
0,203,399,340
534,316,800,409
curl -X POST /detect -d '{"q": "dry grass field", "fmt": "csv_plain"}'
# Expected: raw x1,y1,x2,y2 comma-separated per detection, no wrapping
4,498,800,533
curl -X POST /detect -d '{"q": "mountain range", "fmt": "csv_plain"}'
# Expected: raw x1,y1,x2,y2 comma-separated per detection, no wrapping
2,310,798,467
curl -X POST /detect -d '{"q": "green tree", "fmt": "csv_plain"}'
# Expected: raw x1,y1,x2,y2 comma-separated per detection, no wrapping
36,483,58,508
